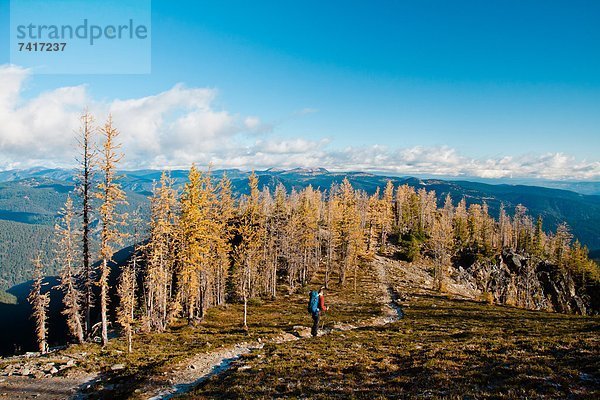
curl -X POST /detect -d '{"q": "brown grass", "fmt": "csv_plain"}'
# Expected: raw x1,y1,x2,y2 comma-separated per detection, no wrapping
50,264,381,398
188,269,599,399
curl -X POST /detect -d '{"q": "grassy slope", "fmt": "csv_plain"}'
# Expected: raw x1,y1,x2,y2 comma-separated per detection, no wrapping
2,259,597,399
8,265,382,398
189,261,600,400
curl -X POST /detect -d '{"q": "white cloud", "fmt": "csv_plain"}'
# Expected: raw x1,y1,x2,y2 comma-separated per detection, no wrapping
0,65,88,168
318,146,600,180
254,138,328,154
244,116,261,130
243,116,273,134
0,64,598,180
107,84,243,165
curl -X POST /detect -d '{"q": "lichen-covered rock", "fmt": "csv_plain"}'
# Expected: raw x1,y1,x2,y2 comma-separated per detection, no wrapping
537,262,588,314
451,250,593,315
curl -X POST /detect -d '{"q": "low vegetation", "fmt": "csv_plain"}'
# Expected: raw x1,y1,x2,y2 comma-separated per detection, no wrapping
0,267,381,398
190,289,599,399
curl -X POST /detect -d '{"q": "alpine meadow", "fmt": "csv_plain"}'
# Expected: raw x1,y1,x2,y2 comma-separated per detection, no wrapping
1,1,599,399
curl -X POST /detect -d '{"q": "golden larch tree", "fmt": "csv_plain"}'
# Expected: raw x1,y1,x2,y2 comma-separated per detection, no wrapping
96,115,128,346
212,172,235,305
144,171,179,331
116,262,136,353
178,165,210,323
333,178,364,286
234,171,264,329
55,195,85,344
427,194,454,291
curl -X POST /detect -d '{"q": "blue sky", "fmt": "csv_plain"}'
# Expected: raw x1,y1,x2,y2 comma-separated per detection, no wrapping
0,0,599,179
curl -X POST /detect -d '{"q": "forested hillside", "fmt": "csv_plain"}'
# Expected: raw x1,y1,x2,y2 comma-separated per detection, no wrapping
6,162,598,354
0,114,598,335
0,221,54,289
1,167,599,298
0,178,149,292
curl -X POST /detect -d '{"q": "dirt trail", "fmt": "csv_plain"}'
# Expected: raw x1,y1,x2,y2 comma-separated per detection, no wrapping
372,255,405,323
142,333,299,400
0,371,96,400
145,345,255,400
1,258,404,400
142,259,404,399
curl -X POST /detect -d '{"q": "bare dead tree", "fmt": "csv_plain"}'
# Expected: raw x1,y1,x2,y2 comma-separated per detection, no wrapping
28,254,50,354
75,110,96,338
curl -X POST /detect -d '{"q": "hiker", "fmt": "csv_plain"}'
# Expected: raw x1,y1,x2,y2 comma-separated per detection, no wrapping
308,287,327,337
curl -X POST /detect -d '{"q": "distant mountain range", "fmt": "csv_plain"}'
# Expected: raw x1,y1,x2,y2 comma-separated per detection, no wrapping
3,167,599,194
0,167,599,293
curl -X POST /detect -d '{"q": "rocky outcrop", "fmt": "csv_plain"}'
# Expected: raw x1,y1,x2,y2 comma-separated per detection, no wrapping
537,262,588,314
1,354,77,377
451,250,594,315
